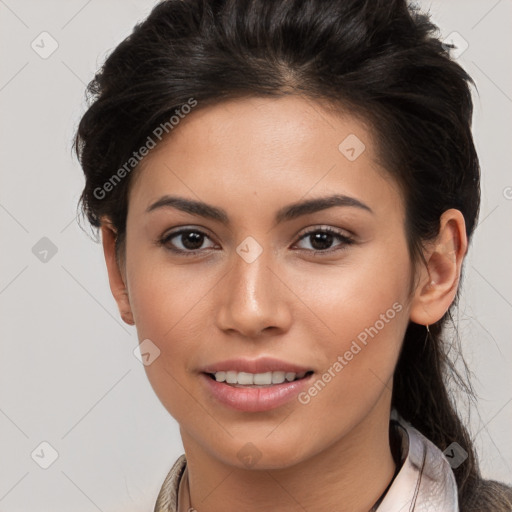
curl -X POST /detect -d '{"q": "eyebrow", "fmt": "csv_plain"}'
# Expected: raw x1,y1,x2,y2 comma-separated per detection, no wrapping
146,193,373,225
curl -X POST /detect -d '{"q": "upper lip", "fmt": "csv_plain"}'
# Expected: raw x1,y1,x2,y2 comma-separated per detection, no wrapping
200,357,312,374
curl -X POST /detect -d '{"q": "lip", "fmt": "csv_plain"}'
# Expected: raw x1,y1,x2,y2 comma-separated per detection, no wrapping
200,357,312,374
201,372,314,412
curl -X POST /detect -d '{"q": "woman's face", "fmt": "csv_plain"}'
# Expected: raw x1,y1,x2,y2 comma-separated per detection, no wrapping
121,95,416,468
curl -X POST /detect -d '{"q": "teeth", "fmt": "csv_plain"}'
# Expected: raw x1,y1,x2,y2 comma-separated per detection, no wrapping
214,371,227,382
238,372,255,385
213,370,309,385
226,371,237,384
271,371,285,384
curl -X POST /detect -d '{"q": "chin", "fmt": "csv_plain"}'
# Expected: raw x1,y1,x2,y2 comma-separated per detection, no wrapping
209,435,310,471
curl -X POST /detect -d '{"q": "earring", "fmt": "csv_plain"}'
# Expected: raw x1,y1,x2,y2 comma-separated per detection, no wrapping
423,324,430,350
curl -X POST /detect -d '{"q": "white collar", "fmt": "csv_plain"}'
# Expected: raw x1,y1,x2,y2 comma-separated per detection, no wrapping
378,410,459,511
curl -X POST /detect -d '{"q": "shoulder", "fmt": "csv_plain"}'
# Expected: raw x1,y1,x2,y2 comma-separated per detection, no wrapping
463,478,512,511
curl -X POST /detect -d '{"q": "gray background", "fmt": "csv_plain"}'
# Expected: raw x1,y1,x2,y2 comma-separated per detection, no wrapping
0,0,511,510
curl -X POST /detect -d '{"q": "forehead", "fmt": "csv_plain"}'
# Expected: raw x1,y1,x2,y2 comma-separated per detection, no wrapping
127,95,403,221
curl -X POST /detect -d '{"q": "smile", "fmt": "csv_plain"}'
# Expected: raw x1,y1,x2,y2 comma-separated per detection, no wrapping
201,371,314,412
209,370,311,387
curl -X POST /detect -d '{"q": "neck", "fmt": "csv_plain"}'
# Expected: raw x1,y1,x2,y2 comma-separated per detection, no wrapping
180,397,396,512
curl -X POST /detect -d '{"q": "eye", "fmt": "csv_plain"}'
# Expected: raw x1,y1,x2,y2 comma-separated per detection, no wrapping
158,228,217,255
294,226,354,254
157,225,354,257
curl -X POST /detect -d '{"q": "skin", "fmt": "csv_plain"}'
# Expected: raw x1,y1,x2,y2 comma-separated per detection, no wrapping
101,95,467,512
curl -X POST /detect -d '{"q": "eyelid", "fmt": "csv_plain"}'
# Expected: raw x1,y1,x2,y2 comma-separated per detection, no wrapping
292,225,355,253
160,225,215,241
295,224,354,240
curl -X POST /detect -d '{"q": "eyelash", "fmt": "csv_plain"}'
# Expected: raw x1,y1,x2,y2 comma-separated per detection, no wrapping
156,226,355,257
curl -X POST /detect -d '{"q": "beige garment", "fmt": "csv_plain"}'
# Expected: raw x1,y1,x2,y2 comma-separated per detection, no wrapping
177,464,192,512
154,412,459,512
153,454,187,512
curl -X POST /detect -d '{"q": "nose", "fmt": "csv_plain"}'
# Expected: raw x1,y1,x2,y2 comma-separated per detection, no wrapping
215,245,292,339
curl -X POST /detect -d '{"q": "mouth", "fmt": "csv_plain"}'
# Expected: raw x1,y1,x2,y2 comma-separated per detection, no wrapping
201,370,315,412
204,370,314,388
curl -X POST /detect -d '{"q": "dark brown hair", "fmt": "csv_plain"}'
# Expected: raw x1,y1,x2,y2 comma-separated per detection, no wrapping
74,0,511,509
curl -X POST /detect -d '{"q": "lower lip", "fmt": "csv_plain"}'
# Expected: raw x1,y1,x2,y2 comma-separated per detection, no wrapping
201,373,313,412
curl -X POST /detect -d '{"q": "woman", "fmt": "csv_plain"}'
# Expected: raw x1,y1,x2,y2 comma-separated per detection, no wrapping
74,0,512,510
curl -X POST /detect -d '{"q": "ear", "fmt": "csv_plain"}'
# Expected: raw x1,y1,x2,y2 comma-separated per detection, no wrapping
100,219,135,326
409,209,468,326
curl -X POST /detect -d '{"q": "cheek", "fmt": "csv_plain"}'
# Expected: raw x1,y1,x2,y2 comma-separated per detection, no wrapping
288,292,408,455
127,268,213,425
125,258,214,397
288,235,411,345
127,253,214,338
288,241,411,414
